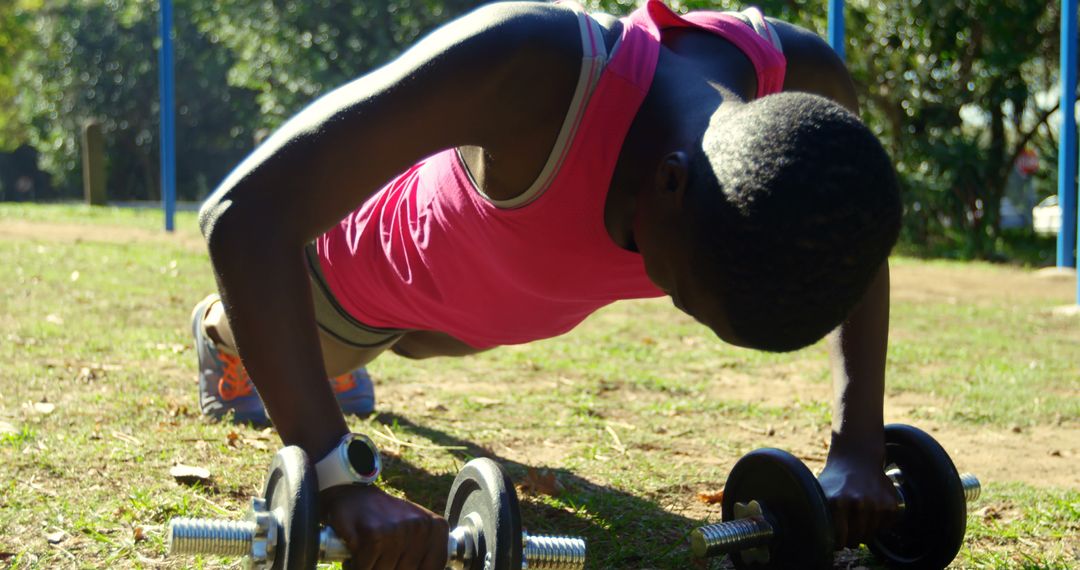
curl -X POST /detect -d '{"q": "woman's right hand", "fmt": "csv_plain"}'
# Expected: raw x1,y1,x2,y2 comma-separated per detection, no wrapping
321,485,450,570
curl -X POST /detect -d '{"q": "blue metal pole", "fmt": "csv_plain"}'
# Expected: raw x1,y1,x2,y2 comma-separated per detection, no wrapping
158,0,176,232
1060,0,1078,270
828,0,845,61
1070,1,1080,304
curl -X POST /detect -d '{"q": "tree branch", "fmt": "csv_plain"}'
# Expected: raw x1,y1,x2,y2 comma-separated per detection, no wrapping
1007,100,1061,169
956,21,983,89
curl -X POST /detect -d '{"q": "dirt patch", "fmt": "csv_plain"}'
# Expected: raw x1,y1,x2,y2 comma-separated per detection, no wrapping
917,423,1079,488
705,359,831,408
704,373,1080,489
891,262,1077,305
0,219,206,253
380,366,1080,495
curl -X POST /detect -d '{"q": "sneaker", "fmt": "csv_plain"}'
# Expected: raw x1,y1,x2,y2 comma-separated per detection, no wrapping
331,367,376,418
191,294,269,425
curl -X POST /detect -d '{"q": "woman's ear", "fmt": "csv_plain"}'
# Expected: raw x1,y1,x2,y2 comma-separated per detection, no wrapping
654,151,690,206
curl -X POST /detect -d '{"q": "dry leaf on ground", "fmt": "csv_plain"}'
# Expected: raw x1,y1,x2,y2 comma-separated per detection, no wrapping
167,402,192,418
76,367,101,382
697,488,725,505
518,467,565,498
45,530,66,544
170,464,212,485
111,431,142,446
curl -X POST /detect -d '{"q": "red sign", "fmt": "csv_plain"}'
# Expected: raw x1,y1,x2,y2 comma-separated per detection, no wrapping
1017,149,1039,176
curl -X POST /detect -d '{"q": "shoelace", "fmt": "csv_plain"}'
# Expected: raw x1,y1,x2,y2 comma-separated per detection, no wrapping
329,372,357,394
217,351,255,401
216,351,355,399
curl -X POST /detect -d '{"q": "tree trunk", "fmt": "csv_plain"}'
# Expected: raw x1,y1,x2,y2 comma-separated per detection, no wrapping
141,143,160,201
977,85,1009,257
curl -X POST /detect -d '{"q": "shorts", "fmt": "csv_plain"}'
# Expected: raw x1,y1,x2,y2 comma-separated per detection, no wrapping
304,244,407,348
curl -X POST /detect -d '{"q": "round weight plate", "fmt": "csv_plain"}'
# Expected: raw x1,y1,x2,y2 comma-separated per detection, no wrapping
263,446,321,570
721,448,834,570
444,458,523,570
869,424,966,569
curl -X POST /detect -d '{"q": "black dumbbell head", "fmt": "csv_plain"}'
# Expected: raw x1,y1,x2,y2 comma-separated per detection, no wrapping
264,446,321,570
445,457,523,570
869,424,968,569
722,448,834,570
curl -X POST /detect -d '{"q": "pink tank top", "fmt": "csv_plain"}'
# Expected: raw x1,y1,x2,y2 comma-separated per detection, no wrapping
314,0,787,349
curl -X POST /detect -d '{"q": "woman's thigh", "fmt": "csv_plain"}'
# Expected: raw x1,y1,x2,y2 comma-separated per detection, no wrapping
318,328,400,376
390,330,490,360
319,328,491,372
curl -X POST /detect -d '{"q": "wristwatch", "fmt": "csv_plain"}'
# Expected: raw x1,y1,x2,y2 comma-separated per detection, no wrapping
314,433,382,491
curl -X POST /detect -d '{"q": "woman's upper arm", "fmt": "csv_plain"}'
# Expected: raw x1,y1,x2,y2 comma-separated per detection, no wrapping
200,2,579,245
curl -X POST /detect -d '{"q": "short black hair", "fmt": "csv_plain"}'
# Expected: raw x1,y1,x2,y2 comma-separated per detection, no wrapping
685,92,901,352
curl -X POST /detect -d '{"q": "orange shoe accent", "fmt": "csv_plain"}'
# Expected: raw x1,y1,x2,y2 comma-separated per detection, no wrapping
217,352,255,401
330,373,357,394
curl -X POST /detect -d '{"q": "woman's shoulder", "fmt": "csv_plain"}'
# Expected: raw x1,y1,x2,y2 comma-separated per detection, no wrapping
766,18,857,109
451,2,589,62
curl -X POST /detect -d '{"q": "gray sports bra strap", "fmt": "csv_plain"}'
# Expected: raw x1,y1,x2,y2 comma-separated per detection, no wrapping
723,7,783,52
468,1,612,209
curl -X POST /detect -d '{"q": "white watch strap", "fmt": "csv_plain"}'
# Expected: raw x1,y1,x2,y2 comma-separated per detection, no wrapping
315,444,354,490
314,434,380,491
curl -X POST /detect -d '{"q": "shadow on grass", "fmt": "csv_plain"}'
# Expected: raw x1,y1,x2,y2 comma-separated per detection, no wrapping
373,412,706,569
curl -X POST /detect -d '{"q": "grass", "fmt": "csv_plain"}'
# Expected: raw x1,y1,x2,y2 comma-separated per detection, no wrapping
0,203,1077,568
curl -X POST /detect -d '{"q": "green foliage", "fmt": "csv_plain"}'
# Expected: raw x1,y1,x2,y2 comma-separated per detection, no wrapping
15,0,158,195
10,0,259,200
0,0,37,149
186,0,482,127
3,0,481,200
843,0,1059,259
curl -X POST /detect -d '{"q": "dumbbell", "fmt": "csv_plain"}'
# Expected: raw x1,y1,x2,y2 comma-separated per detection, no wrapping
690,424,981,569
168,446,587,569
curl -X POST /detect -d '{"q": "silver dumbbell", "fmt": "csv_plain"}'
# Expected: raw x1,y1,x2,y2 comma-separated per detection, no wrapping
169,449,586,570
691,424,983,569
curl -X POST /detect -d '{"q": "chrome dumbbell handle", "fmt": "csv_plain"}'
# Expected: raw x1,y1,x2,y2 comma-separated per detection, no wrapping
169,499,278,565
522,532,590,569
169,518,260,557
169,499,587,570
327,525,588,569
690,499,774,560
691,515,773,558
889,468,981,512
690,472,981,558
960,473,982,501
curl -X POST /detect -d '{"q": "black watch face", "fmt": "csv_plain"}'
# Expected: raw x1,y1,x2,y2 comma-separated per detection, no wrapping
347,438,379,478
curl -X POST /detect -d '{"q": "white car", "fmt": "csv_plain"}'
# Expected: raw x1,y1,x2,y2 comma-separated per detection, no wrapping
1033,195,1062,236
